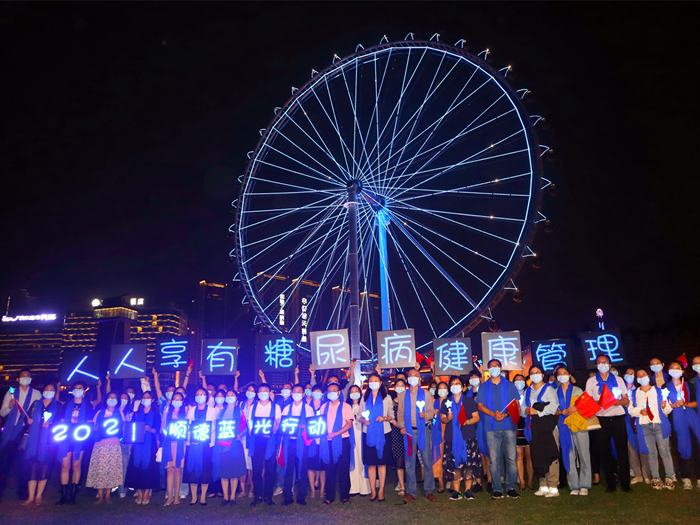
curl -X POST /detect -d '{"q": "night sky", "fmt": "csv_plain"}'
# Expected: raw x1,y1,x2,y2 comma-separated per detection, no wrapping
2,2,698,341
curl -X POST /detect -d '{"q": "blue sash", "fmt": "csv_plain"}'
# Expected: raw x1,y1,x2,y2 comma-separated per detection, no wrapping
364,393,385,458
162,407,186,467
0,387,33,449
24,399,56,461
556,385,574,472
246,401,278,460
403,389,427,452
482,379,510,431
624,387,641,453
524,383,553,441
186,407,208,479
450,394,468,466
631,386,672,454
431,398,443,465
57,398,90,459
319,401,344,465
596,372,618,397
696,375,700,419
279,402,309,480
667,382,700,459
133,407,158,469
213,405,242,480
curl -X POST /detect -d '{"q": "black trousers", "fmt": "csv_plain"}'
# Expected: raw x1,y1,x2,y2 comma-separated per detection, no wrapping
324,438,351,503
283,441,308,503
596,415,630,487
0,434,27,501
252,442,276,499
671,429,700,480
589,429,601,476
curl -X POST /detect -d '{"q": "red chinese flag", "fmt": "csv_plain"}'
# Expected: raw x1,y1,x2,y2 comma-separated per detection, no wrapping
188,357,194,369
677,353,688,368
458,402,468,427
574,391,602,418
646,400,654,421
277,443,285,468
406,433,413,457
239,413,248,434
416,351,425,366
504,398,520,426
599,384,617,410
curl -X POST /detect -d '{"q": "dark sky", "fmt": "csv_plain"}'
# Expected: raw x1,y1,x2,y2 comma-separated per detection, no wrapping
1,2,698,339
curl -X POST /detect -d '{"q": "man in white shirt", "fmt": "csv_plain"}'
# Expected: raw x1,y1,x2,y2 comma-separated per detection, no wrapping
584,355,631,493
280,384,314,506
249,383,281,506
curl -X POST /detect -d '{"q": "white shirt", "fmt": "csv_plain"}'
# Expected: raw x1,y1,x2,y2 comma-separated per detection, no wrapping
519,384,559,417
253,401,281,420
359,393,393,434
0,387,42,423
281,402,314,418
629,387,673,425
584,374,628,417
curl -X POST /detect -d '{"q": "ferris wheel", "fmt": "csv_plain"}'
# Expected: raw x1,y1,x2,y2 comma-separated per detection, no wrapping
232,35,547,359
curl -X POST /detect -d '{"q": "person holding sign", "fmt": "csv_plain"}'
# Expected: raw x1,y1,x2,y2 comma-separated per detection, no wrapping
184,388,217,505
627,369,674,491
162,391,187,505
86,392,126,504
21,383,59,506
476,359,521,500
432,381,449,493
348,384,371,497
280,384,315,506
213,389,247,505
584,355,631,493
440,376,481,501
664,361,700,490
389,379,407,497
307,384,326,499
125,390,161,504
320,382,354,505
358,374,393,502
248,384,281,506
397,369,437,503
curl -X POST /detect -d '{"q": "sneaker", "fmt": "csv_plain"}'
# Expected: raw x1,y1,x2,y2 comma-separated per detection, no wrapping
545,488,559,498
534,486,550,496
464,490,474,500
507,489,520,499
652,479,663,490
486,482,493,494
490,492,504,500
683,478,692,490
664,478,675,490
450,491,462,501
579,488,588,496
472,483,482,493
630,477,643,485
119,493,126,499
672,475,677,482
395,484,400,491
569,490,580,496
273,487,284,496
644,478,652,485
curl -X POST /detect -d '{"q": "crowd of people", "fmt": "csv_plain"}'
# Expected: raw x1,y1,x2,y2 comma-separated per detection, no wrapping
1,354,699,508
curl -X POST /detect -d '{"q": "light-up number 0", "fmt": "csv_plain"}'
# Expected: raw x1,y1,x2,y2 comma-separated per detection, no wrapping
51,423,92,442
102,418,120,436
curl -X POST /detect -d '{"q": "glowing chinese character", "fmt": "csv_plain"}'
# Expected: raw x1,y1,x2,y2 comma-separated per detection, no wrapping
316,333,348,366
381,333,414,366
438,341,469,372
218,420,236,440
584,334,623,363
281,416,299,435
535,342,567,371
487,336,520,367
264,337,294,369
254,418,272,435
206,342,237,372
115,347,145,375
191,422,210,443
67,355,99,382
160,339,188,369
307,417,327,437
168,420,188,440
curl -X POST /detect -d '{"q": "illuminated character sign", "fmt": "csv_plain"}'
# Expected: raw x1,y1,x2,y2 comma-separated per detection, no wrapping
481,331,523,371
305,416,327,438
100,417,123,440
580,329,627,365
61,351,101,385
122,422,146,444
166,420,189,441
190,422,212,445
201,339,238,375
310,329,350,370
260,334,297,372
433,338,473,375
279,416,300,436
217,420,237,440
110,344,148,379
51,424,94,443
531,339,573,371
155,337,190,372
377,329,416,369
252,417,273,436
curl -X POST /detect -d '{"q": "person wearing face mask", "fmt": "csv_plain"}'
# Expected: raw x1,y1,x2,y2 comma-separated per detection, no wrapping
276,382,294,410
358,374,393,502
347,385,371,496
152,369,180,417
431,381,449,493
467,370,490,493
512,374,533,491
86,392,127,504
649,358,669,388
520,366,559,497
21,383,58,506
55,379,102,505
398,369,437,503
554,366,591,496
306,384,326,499
664,361,700,490
584,355,631,493
279,384,314,505
628,369,674,491
114,392,134,499
162,392,187,505
693,356,700,419
248,384,281,505
124,391,161,504
213,389,246,506
0,369,42,501
440,376,481,501
389,379,407,496
183,388,217,505
240,384,257,499
321,383,355,505
476,360,521,499
622,368,652,485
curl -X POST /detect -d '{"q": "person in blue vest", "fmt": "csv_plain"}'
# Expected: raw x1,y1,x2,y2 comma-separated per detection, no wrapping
0,368,42,501
628,368,674,491
476,359,521,500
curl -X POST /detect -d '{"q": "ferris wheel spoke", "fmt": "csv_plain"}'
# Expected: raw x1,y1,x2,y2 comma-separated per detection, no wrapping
254,159,344,190
391,203,524,223
240,192,342,231
247,176,343,196
396,183,530,203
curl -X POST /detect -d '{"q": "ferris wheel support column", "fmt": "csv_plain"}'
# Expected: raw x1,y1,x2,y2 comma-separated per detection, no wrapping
376,208,391,331
347,180,362,384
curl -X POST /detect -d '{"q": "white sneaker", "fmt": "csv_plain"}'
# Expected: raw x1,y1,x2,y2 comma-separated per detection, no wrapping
644,478,652,485
630,477,643,485
273,487,284,496
545,488,560,498
395,484,400,491
534,486,550,496
119,493,126,499
672,475,677,482
569,490,580,496
579,488,588,496
683,478,692,490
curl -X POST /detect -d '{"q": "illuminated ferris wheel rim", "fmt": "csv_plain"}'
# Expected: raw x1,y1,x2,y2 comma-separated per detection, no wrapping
233,38,544,354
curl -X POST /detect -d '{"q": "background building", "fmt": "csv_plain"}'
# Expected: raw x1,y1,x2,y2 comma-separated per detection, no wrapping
189,281,228,376
131,306,188,366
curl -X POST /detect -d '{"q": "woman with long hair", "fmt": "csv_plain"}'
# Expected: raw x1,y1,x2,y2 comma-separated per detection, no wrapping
348,384,371,496
358,373,393,502
125,390,161,504
162,391,187,505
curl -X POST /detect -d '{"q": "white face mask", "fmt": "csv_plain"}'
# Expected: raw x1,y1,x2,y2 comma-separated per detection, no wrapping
195,395,207,404
450,385,462,395
637,376,650,386
312,392,323,400
19,377,32,386
693,364,700,374
165,391,174,400
106,398,118,407
258,392,270,401
669,369,683,379
305,389,312,397
557,375,569,384
72,389,84,398
172,400,183,408
141,399,152,407
327,391,339,401
225,396,236,404
120,399,128,407
489,367,501,378
438,389,448,398
246,391,256,400
215,397,225,405
281,389,291,399
369,382,381,391
292,393,303,402
429,388,436,396
624,375,635,384
127,392,135,400
469,378,480,388
650,364,663,373
350,392,361,400
43,391,55,399
395,386,406,394
597,364,610,374
514,381,526,391
530,374,543,384
407,377,420,387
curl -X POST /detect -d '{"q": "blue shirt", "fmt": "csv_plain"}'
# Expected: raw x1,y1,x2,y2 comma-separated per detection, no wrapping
475,379,520,432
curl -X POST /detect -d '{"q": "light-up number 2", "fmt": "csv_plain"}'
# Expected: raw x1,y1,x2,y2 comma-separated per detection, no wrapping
102,418,120,436
52,424,69,442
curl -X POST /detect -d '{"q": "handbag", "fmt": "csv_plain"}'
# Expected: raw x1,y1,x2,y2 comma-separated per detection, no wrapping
155,446,163,463
584,416,601,431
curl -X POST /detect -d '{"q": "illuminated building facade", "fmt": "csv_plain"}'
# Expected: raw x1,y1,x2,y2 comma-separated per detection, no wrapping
131,307,188,365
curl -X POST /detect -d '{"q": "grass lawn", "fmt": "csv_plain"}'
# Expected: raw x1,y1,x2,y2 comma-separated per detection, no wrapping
2,478,699,525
